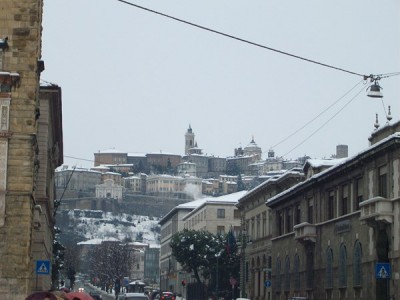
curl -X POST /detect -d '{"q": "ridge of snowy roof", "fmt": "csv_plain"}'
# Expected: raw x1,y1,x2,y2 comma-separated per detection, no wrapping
97,148,125,154
183,190,248,219
266,132,400,205
305,157,347,168
77,237,120,245
238,169,304,204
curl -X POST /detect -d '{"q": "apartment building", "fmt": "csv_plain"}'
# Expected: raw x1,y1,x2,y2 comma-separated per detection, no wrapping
159,191,247,297
124,173,147,194
159,199,206,293
265,120,400,300
0,2,65,297
236,170,305,299
94,149,128,166
183,191,246,235
55,167,102,198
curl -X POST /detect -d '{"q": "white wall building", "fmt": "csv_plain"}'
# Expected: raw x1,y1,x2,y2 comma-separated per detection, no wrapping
95,179,123,200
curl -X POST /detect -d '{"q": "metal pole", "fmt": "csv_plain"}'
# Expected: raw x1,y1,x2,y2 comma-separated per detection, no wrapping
216,256,219,296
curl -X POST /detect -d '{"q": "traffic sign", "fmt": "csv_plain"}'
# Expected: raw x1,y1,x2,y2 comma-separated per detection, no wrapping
264,280,272,288
376,263,391,279
36,260,50,275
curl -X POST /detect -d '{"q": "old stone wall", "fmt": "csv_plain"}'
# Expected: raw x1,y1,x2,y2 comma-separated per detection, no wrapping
0,0,43,299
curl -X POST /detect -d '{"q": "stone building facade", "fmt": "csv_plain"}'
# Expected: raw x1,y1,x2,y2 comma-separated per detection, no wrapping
159,202,199,293
265,120,400,300
95,179,123,200
236,170,304,299
33,84,63,292
94,149,127,166
0,2,64,298
55,167,102,198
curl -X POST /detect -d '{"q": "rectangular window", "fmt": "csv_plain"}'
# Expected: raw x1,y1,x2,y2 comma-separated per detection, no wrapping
355,177,363,210
341,185,348,215
217,226,225,235
308,199,314,223
217,209,225,218
278,211,284,235
328,191,334,220
233,209,240,219
286,208,292,233
379,166,388,198
295,204,301,225
262,212,267,237
251,218,255,241
233,226,241,238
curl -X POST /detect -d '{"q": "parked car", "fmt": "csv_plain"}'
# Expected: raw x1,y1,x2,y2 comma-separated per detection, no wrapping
149,290,161,300
120,292,149,300
89,292,103,300
160,292,175,300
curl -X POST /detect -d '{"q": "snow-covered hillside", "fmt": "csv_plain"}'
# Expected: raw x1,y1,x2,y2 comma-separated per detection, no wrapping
61,210,161,247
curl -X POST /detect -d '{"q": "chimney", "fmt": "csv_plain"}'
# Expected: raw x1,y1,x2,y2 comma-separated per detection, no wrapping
336,145,348,158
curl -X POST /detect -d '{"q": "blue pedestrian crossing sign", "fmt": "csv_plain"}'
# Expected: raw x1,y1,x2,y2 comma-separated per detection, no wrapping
36,260,50,275
375,263,391,279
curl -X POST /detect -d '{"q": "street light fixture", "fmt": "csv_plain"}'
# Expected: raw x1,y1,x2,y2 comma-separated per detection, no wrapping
367,79,383,98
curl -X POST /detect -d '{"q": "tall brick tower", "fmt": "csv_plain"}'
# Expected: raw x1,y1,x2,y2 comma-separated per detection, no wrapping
185,124,195,155
0,1,45,298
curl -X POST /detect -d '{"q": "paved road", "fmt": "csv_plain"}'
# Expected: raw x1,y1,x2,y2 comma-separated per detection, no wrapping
84,283,117,300
73,281,117,300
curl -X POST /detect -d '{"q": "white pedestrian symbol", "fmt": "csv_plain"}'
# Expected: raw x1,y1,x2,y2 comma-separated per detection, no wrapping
378,266,388,278
38,263,48,273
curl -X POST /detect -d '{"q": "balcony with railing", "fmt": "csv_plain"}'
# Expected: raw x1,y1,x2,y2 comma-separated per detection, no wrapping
293,222,317,243
359,196,393,226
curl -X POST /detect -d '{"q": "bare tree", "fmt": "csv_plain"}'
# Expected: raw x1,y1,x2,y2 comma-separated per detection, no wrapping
86,241,135,289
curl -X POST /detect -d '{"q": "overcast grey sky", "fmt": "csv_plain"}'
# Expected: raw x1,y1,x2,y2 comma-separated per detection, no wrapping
41,0,400,168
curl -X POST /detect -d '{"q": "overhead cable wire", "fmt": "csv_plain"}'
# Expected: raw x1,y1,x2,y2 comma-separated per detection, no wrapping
377,72,400,78
269,79,365,151
54,165,76,217
116,0,366,78
64,155,94,163
281,84,366,158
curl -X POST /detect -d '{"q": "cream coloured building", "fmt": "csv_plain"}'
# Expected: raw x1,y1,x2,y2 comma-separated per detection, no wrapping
124,175,144,193
95,179,123,200
55,167,102,197
182,191,246,236
146,174,202,198
159,191,247,297
159,199,206,293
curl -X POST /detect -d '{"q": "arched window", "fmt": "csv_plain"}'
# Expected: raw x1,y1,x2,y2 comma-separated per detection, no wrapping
284,256,290,291
276,257,281,291
353,241,362,287
294,254,300,291
339,243,347,287
325,247,333,289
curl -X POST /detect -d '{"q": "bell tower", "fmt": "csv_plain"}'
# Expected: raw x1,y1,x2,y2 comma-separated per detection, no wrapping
185,124,195,155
